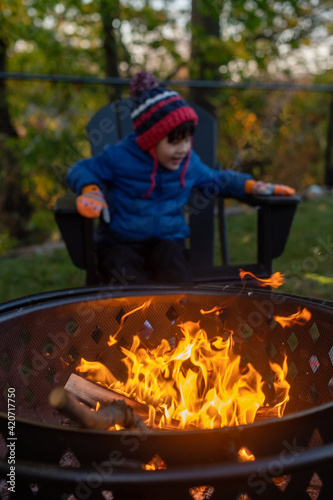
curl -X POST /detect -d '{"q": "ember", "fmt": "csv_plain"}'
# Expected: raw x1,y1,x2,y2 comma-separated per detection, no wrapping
238,447,255,462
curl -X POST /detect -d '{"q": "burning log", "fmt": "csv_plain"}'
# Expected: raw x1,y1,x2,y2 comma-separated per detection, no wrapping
64,373,148,419
255,406,280,421
49,386,149,432
63,374,180,429
60,372,282,432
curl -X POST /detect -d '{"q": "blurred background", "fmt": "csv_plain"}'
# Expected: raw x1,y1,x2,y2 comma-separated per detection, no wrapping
1,0,333,302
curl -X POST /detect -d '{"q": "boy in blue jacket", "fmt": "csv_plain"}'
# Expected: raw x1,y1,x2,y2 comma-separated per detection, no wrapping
66,72,295,285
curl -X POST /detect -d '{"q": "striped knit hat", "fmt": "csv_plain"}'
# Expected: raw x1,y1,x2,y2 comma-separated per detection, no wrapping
130,72,198,197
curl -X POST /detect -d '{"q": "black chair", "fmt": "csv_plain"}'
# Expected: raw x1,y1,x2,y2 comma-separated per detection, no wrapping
54,98,300,286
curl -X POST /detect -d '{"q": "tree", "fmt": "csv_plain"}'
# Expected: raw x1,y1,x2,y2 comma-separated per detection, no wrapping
100,0,121,100
186,0,333,184
189,0,223,113
0,39,17,138
0,3,34,241
1,0,333,250
218,0,333,78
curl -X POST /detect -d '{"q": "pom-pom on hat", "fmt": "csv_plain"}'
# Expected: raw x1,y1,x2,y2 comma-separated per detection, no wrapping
130,71,198,151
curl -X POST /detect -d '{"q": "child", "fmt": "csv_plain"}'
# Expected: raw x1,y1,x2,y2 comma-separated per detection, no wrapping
66,72,295,285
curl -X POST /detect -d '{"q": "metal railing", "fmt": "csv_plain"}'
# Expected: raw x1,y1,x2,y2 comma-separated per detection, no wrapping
1,72,333,185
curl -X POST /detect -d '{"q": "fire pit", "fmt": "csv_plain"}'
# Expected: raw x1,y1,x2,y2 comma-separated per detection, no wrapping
1,285,333,499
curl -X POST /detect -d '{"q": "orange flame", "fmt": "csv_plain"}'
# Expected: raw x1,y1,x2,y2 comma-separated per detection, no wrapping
239,269,284,289
77,317,290,430
144,454,167,470
108,299,152,346
274,307,311,329
269,356,290,417
238,447,255,462
200,306,223,315
76,359,117,386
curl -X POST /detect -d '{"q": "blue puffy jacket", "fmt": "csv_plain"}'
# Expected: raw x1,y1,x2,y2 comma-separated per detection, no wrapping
66,133,252,243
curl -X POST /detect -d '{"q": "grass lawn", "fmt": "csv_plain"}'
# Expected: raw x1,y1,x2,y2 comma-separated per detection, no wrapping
0,196,332,304
0,249,85,304
224,195,333,300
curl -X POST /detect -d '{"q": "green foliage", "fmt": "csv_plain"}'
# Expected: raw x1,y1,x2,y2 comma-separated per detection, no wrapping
1,0,333,252
219,0,332,76
0,79,107,249
214,83,330,190
197,0,221,22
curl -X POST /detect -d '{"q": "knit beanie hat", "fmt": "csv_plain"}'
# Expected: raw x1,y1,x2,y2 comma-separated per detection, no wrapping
130,72,198,151
130,71,198,197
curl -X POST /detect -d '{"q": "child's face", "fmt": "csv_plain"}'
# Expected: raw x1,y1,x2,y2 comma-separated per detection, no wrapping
155,135,192,171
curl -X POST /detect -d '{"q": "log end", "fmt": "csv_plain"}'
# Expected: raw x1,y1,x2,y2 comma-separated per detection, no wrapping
49,387,68,410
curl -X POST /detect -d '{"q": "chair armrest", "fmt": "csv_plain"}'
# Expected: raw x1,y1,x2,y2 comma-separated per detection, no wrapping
54,191,78,213
242,194,301,210
241,194,301,270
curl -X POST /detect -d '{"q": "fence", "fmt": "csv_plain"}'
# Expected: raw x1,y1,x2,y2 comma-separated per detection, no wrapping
1,72,333,186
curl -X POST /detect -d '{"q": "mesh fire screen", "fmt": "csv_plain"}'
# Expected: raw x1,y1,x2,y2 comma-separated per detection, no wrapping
0,286,333,500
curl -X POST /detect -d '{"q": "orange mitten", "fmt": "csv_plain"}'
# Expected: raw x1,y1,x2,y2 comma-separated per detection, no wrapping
245,180,295,196
76,184,108,219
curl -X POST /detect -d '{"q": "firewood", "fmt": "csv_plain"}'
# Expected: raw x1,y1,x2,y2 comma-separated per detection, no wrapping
64,373,148,419
49,387,149,432
255,406,280,421
64,373,179,429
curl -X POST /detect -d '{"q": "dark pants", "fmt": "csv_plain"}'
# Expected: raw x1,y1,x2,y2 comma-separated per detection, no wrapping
97,239,193,286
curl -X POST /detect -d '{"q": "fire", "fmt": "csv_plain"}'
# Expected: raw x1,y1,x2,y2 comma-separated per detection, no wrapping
144,454,167,470
76,318,290,430
238,447,255,462
76,359,117,387
200,306,223,315
270,356,290,417
274,307,311,329
108,299,152,346
239,269,284,289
